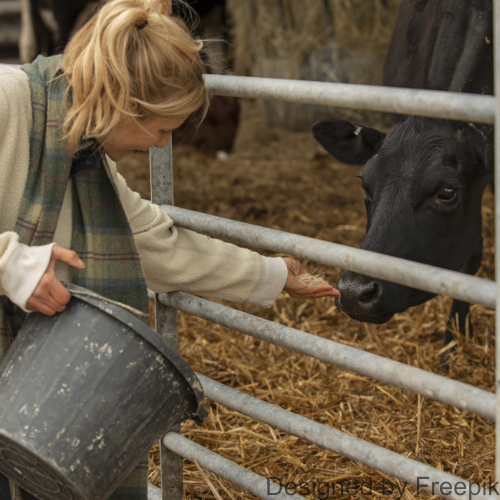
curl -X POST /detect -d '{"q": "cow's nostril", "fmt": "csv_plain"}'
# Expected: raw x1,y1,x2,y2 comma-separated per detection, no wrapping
359,282,380,305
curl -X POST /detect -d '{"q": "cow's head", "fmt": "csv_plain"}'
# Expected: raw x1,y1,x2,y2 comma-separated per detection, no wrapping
313,117,493,323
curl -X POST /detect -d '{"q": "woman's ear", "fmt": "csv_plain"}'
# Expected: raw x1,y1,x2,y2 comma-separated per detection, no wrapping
457,123,493,176
129,100,139,113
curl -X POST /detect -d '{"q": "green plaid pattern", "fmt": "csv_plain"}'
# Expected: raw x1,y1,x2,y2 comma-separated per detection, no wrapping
69,167,149,308
0,55,150,499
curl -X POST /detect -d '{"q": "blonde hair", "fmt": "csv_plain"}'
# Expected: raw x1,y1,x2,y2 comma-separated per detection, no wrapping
61,0,208,154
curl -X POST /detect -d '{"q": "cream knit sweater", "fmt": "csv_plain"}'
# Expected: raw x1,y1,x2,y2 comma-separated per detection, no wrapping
0,65,287,310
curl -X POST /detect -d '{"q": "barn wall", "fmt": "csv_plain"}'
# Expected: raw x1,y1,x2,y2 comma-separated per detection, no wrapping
225,0,403,129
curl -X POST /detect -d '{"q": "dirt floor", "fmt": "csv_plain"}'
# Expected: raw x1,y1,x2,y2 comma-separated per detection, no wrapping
117,102,495,500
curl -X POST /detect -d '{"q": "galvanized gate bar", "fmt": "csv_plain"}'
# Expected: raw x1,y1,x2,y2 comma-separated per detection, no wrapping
162,433,307,500
494,0,500,483
150,141,183,500
148,483,162,500
204,74,495,124
160,205,496,309
2,66,494,123
160,292,495,420
197,374,494,500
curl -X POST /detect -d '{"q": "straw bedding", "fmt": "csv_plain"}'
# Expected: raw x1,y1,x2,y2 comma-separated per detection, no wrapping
117,103,495,499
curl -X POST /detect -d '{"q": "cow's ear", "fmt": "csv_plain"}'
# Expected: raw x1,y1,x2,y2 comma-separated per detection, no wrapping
457,123,494,176
312,119,386,165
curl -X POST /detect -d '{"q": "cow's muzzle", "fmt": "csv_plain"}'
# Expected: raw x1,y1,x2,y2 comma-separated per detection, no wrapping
335,271,408,323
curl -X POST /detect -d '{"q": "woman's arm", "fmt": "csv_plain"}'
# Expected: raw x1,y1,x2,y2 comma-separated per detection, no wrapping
108,158,338,305
111,162,281,304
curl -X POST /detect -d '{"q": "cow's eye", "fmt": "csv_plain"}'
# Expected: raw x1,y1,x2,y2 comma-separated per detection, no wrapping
438,187,457,201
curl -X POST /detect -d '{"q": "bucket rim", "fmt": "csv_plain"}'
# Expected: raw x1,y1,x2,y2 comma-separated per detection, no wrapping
63,283,207,424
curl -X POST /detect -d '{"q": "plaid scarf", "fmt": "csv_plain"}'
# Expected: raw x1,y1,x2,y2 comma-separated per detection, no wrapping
1,55,150,499
21,55,148,310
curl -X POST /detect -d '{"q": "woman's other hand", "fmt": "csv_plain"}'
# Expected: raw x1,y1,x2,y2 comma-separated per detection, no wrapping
283,257,340,300
26,245,85,316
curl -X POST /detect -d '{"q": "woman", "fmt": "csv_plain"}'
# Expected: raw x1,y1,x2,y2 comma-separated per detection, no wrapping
0,0,339,498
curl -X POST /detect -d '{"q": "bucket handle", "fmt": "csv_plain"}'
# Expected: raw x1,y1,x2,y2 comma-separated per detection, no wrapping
69,289,150,321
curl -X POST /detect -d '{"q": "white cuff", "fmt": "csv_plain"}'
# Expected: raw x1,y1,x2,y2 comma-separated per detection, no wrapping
1,243,55,312
247,256,288,308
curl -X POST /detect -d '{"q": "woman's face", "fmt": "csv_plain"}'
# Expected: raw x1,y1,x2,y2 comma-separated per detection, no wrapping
104,108,190,162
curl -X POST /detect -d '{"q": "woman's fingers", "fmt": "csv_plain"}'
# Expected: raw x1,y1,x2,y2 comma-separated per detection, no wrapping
283,257,306,276
27,274,71,315
27,294,68,315
26,298,56,316
301,284,340,296
46,275,72,306
26,296,65,316
26,252,74,315
286,285,340,300
39,272,71,304
285,282,339,299
51,245,85,269
282,258,341,300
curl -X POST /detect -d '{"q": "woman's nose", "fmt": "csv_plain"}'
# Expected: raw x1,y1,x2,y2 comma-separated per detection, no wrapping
155,133,171,149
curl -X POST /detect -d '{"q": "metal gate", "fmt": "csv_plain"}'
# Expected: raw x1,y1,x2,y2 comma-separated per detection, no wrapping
149,4,500,499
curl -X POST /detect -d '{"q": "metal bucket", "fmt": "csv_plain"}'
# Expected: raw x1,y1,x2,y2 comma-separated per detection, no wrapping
0,283,206,500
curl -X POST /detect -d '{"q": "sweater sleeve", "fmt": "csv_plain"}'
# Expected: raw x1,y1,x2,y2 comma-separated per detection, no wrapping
108,158,287,306
0,65,32,234
1,239,55,311
0,232,23,297
0,65,38,308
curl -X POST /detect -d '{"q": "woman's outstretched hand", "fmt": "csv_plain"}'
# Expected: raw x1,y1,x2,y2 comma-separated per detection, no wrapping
282,257,341,300
26,245,85,316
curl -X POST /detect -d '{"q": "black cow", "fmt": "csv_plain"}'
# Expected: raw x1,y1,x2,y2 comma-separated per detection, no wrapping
312,0,493,348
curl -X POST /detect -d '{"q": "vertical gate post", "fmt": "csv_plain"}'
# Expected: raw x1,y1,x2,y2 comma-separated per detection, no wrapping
150,139,183,500
495,0,500,486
